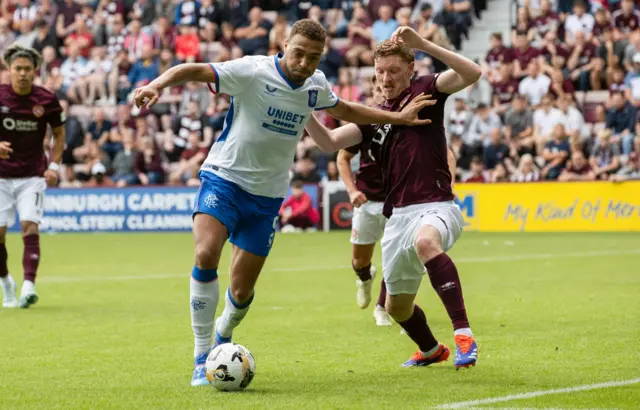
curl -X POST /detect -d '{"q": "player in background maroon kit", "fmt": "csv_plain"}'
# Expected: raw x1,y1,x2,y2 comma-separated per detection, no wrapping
305,27,481,369
0,45,65,309
336,79,392,327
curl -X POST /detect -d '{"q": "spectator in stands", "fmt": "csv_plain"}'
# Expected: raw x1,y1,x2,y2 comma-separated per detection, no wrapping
415,4,450,54
269,14,291,55
136,137,165,185
463,156,489,182
564,0,594,45
484,32,513,82
82,46,113,105
60,45,88,104
559,151,596,181
38,0,58,28
447,98,472,142
97,0,126,23
124,19,152,64
345,6,373,67
567,31,600,91
13,17,36,47
612,0,640,38
483,128,511,171
84,162,115,187
32,19,58,54
512,31,540,79
38,46,61,84
65,15,94,59
541,124,571,180
371,5,398,45
539,30,570,75
511,153,540,182
174,0,201,26
325,161,340,181
596,27,626,84
128,44,160,93
490,162,510,182
111,132,139,187
175,24,200,62
533,93,563,153
180,82,211,117
606,92,637,155
609,67,627,94
74,107,112,162
166,100,212,162
450,133,474,176
592,8,610,40
492,63,520,115
292,156,321,183
234,7,272,57
0,18,15,53
519,60,551,106
168,131,207,186
611,152,640,181
317,34,342,83
504,94,535,157
333,69,361,103
59,99,84,168
467,103,502,149
11,0,37,32
56,0,82,37
531,0,559,44
511,7,534,44
279,179,319,232
558,94,589,141
548,69,576,101
590,129,621,179
624,53,640,106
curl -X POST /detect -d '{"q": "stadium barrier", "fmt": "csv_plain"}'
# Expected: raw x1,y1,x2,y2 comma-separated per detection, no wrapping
7,185,320,233
323,181,640,232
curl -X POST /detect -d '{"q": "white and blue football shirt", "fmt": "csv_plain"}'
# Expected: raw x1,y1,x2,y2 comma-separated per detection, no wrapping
202,54,339,198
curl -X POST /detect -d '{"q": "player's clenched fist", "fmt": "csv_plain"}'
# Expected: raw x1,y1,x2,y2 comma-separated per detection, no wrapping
44,169,58,186
349,190,368,208
0,141,12,159
133,85,160,109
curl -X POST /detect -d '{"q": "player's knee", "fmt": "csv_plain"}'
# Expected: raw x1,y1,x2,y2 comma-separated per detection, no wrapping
352,255,370,270
414,234,442,263
20,221,39,237
385,300,412,322
194,242,220,269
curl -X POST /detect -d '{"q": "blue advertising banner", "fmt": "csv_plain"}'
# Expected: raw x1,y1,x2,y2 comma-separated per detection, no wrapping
8,185,320,233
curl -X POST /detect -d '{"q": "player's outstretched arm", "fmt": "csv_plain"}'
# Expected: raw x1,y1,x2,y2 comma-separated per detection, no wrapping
305,114,363,152
45,125,65,186
325,94,435,126
391,27,481,95
134,63,215,108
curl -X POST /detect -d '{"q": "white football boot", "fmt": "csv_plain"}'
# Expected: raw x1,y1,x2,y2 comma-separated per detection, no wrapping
1,275,18,308
19,280,39,308
373,305,392,326
356,265,376,309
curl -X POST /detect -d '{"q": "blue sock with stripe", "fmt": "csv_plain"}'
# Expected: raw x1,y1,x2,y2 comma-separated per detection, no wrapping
215,287,254,341
190,266,219,357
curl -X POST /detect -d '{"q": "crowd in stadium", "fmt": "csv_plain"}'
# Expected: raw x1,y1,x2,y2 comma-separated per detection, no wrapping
0,0,638,188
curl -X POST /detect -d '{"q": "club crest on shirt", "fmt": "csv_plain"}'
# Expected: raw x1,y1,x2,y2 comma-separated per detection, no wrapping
307,90,318,108
32,105,44,118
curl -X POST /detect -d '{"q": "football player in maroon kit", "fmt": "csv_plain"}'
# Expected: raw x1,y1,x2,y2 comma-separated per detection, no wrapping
337,79,392,326
305,27,481,369
0,45,65,309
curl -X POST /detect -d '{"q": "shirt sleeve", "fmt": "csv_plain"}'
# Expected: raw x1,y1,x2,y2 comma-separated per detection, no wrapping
208,56,257,96
46,96,65,128
314,75,340,111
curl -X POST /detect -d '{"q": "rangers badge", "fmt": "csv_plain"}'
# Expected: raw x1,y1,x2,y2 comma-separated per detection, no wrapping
33,105,44,118
308,90,318,107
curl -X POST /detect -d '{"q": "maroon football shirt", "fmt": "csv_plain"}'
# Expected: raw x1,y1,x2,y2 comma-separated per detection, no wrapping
358,74,453,218
344,141,385,203
513,46,540,71
612,10,640,34
485,46,514,69
492,79,520,105
0,84,65,178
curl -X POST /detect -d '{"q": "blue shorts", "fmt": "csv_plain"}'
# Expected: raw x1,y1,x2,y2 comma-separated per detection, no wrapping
193,171,284,257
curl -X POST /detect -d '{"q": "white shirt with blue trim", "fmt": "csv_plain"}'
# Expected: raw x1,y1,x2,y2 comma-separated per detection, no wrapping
202,54,339,198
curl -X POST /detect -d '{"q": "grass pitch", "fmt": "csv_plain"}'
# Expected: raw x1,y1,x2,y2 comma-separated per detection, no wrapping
1,231,639,409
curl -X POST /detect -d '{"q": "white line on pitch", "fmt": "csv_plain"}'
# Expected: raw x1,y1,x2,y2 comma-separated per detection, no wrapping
435,378,640,409
39,249,640,284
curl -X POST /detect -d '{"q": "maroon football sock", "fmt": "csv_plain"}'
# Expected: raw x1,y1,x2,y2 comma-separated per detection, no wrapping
376,279,387,307
397,305,439,352
22,234,40,284
425,253,470,330
0,242,7,278
352,263,372,281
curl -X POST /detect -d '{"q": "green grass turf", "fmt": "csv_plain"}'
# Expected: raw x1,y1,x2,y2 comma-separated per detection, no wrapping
1,232,639,409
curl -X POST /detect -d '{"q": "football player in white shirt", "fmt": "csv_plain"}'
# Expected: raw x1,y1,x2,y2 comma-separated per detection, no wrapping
133,19,434,386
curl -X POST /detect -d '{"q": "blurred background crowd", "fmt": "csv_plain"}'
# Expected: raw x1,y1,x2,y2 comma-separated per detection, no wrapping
0,0,638,188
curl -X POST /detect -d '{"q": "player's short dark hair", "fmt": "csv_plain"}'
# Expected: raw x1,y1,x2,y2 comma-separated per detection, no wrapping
374,40,415,64
291,179,304,189
3,44,42,69
289,19,326,43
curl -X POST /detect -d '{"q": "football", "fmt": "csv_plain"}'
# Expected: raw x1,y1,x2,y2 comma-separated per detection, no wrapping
205,343,256,392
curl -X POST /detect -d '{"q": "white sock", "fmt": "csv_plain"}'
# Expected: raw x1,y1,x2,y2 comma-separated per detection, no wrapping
216,287,254,338
454,328,473,337
190,276,220,357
